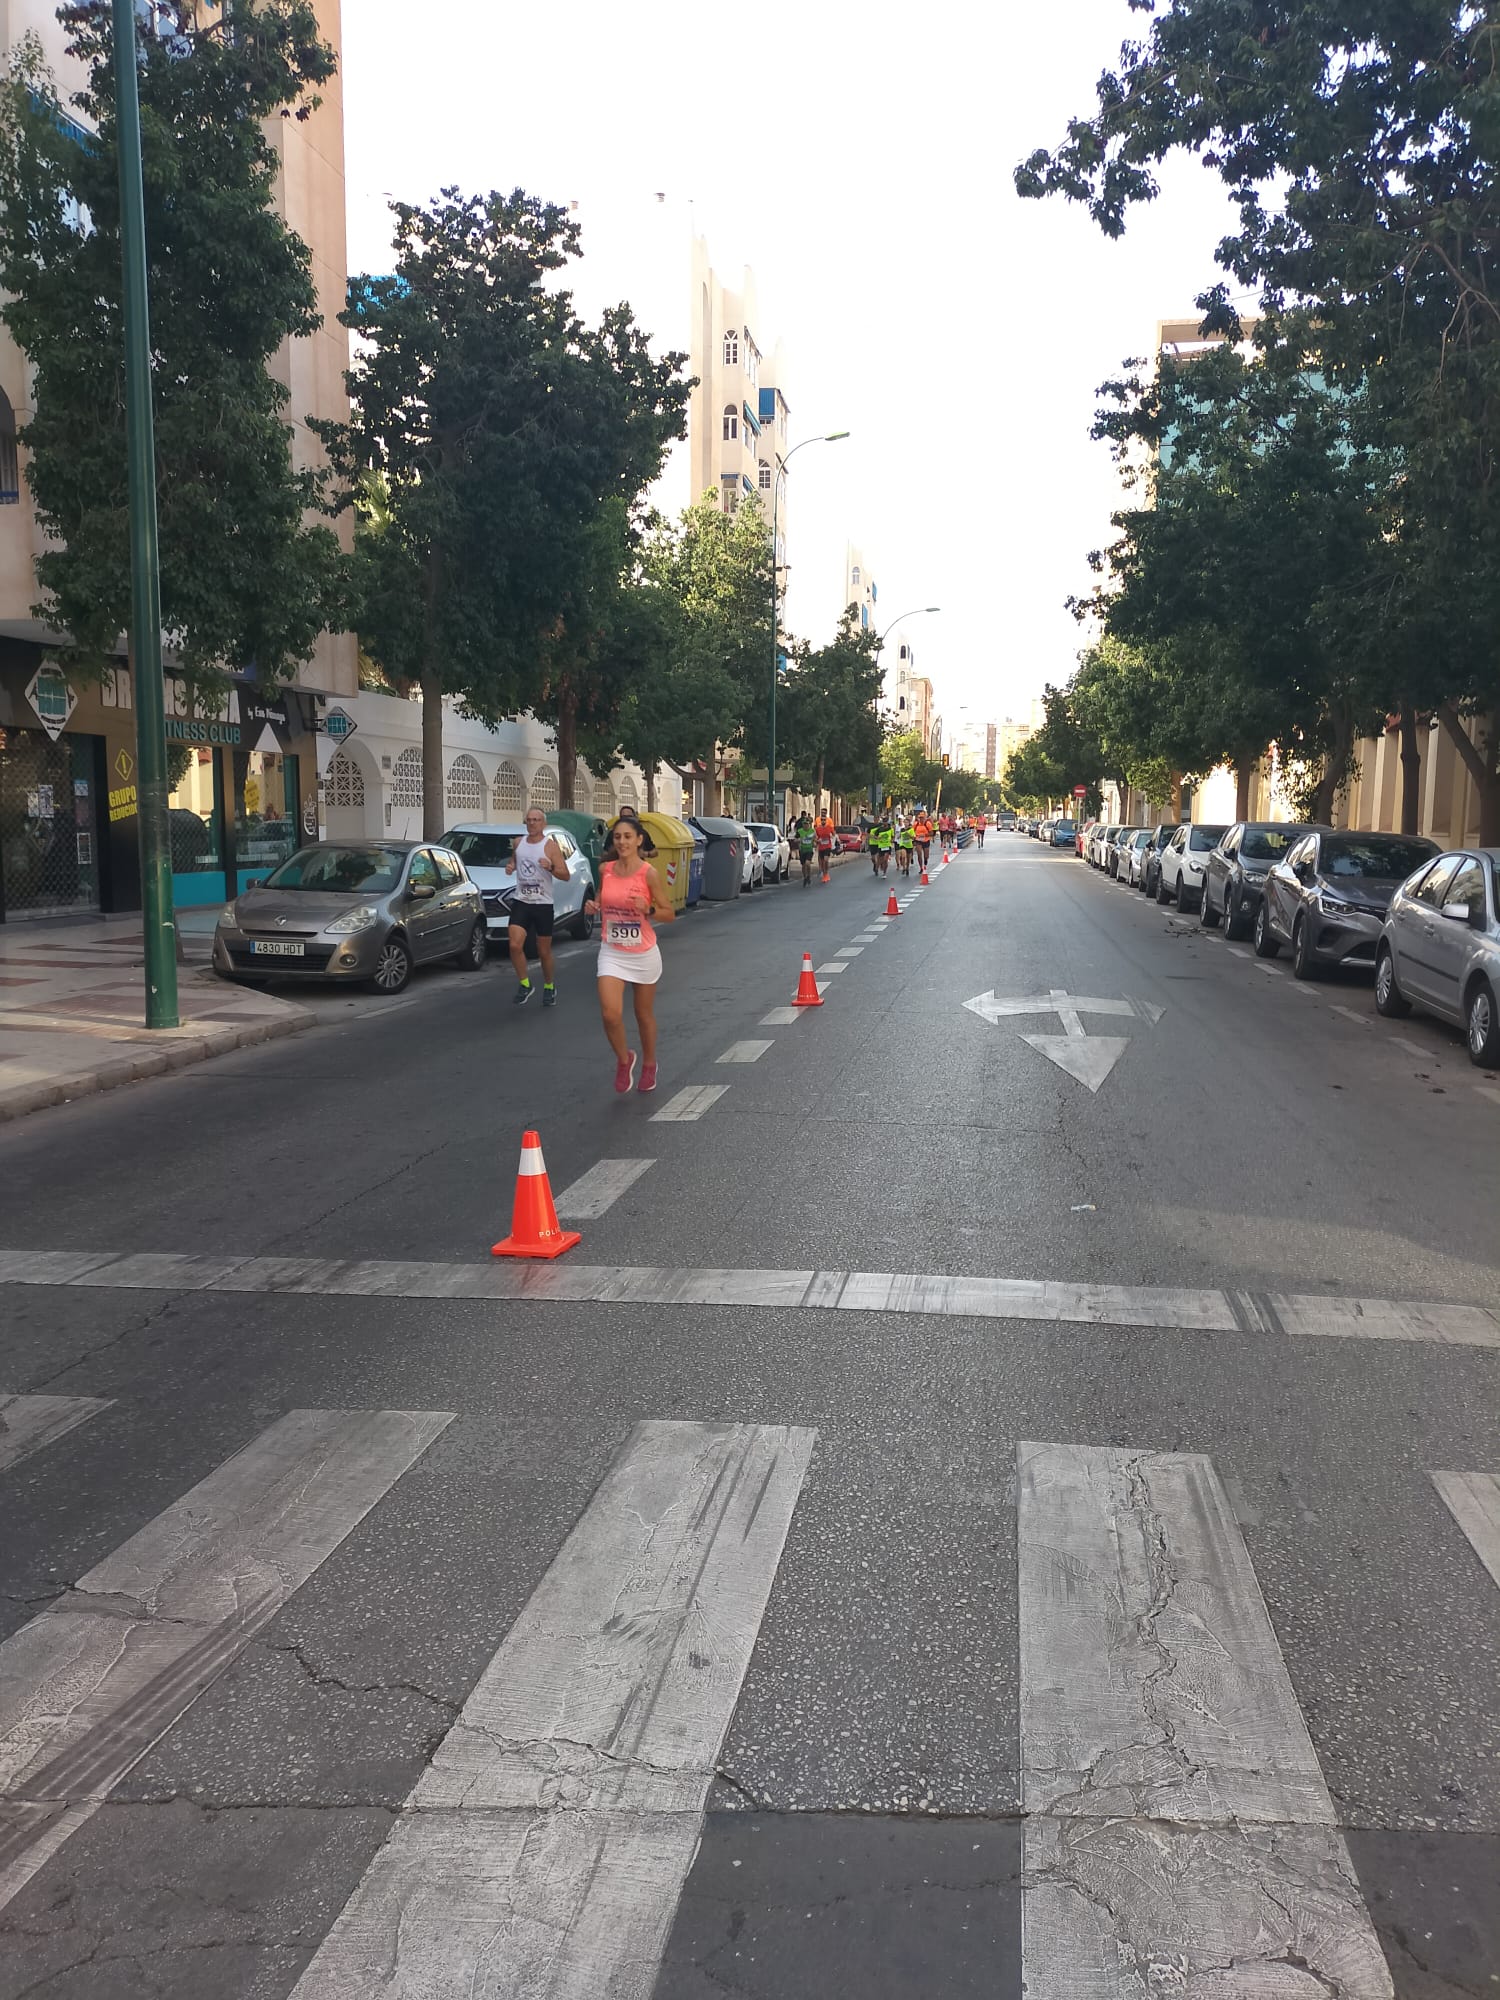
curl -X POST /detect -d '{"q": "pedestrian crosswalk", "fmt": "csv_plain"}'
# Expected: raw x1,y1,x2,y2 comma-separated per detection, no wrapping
1,1396,1497,1994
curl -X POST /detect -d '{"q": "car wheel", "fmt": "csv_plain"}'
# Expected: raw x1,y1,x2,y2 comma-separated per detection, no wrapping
1223,886,1247,940
1155,871,1172,905
1291,914,1317,980
1253,899,1281,959
1199,880,1221,928
371,933,413,994
569,902,596,942
454,918,487,970
1176,874,1197,912
1465,977,1500,1066
1374,944,1410,1018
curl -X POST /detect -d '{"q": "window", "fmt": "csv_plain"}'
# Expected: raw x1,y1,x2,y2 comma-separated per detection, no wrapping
1413,855,1463,908
617,774,639,810
441,830,514,868
433,849,463,886
722,404,738,442
529,765,559,813
492,761,526,815
445,752,485,814
592,774,615,816
722,486,739,515
759,461,771,490
324,748,364,808
851,566,861,587
550,831,575,858
724,331,739,367
0,388,17,505
745,339,758,387
1444,858,1484,915
408,850,440,890
392,747,423,809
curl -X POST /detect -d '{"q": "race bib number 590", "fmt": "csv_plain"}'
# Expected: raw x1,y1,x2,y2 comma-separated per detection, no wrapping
605,917,643,947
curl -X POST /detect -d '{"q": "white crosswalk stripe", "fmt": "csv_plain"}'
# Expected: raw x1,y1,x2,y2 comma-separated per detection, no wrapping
0,1407,453,1914
0,1394,111,1473
716,1039,773,1062
553,1157,655,1219
1432,1470,1500,1592
649,1084,728,1122
1017,1442,1393,1996
289,1420,815,2000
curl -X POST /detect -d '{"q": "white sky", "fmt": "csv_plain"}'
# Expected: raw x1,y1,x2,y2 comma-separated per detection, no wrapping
341,0,1244,734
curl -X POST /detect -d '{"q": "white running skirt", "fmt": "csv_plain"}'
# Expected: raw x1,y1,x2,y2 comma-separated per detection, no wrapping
596,941,663,986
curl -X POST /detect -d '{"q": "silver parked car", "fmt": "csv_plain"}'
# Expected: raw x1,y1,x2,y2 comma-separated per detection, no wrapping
1375,848,1500,1065
440,823,595,943
1253,830,1440,978
214,840,486,994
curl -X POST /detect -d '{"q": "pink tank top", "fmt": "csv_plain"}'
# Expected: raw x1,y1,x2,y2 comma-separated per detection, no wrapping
599,861,656,953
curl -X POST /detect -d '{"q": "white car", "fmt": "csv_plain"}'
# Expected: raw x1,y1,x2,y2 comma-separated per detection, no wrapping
1156,822,1222,911
440,822,596,942
1124,829,1154,886
735,823,766,890
747,821,790,885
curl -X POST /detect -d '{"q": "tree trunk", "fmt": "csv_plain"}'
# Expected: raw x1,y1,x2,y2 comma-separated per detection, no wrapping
1436,700,1500,845
815,752,825,804
1169,771,1183,820
645,765,657,813
1309,705,1354,825
419,671,445,840
1234,756,1254,821
1398,703,1422,835
556,682,577,809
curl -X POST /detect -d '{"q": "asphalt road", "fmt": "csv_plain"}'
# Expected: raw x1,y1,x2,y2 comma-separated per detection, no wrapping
1,837,1496,1998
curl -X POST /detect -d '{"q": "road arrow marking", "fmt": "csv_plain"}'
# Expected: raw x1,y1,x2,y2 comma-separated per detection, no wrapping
1021,1033,1132,1092
962,991,1162,1024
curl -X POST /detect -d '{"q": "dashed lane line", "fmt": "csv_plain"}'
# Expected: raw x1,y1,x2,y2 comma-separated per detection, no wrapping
759,1008,804,1026
554,1158,655,1220
834,946,865,958
815,962,851,976
649,1084,728,1123
3,1250,1496,1348
717,1040,773,1063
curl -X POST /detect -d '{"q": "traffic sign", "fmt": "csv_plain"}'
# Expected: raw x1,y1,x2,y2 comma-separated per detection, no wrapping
1073,784,1087,798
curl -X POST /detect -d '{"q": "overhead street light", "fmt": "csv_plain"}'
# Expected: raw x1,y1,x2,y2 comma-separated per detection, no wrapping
769,432,849,828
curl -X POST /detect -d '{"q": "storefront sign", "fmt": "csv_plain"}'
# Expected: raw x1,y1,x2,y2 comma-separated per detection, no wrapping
109,748,137,825
25,664,76,742
165,715,242,745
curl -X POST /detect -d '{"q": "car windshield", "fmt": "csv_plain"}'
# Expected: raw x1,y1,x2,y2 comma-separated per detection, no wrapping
1189,826,1228,851
1055,822,1076,835
1241,828,1296,859
440,830,516,868
264,846,405,893
748,825,777,842
1322,837,1436,880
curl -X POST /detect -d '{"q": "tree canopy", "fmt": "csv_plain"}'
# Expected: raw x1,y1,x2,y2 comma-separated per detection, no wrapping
0,2,343,687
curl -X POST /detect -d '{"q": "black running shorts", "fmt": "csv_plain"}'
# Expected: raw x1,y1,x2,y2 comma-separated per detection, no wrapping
508,900,554,940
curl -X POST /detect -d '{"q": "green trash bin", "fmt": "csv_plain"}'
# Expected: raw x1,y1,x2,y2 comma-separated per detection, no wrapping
637,812,694,915
548,810,609,892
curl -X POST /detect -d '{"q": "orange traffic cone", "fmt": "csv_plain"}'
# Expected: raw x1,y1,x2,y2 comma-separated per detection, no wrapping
491,1129,582,1260
885,888,900,916
942,847,951,865
793,952,824,1006
919,868,930,885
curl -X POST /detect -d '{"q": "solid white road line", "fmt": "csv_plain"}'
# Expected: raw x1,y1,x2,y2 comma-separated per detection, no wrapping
759,1007,804,1026
4,1250,1498,1348
717,1040,773,1063
1018,1442,1393,1997
0,1407,453,1912
290,1419,815,2000
649,1084,728,1123
1431,1470,1500,1592
0,1394,112,1474
554,1157,655,1220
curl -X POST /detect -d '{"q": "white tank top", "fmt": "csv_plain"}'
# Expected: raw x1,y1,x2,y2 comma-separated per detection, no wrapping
513,832,553,905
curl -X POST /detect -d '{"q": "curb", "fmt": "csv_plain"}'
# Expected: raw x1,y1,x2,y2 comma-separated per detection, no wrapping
0,1006,316,1126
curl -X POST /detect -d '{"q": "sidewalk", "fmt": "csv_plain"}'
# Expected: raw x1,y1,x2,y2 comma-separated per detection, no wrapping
0,911,313,1124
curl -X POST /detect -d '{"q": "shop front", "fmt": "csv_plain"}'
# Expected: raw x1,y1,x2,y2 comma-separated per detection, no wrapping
0,645,321,923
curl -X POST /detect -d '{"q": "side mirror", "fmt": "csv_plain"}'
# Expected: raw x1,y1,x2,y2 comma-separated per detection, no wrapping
408,881,437,901
1440,901,1472,923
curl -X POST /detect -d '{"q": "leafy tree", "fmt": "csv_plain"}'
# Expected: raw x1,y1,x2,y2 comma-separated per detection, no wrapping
1017,0,1500,838
615,492,772,809
779,609,884,801
0,4,344,690
1004,738,1067,815
879,728,932,805
322,189,688,833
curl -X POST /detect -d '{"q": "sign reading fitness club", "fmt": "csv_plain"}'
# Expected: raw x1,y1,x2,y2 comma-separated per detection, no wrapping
100,665,292,747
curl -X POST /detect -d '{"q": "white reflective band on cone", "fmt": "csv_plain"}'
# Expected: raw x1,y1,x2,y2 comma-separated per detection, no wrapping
517,1147,546,1178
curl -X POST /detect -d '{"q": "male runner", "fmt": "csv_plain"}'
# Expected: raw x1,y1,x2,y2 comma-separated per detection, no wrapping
504,806,571,1006
873,819,893,876
814,810,836,883
795,813,817,887
895,818,915,875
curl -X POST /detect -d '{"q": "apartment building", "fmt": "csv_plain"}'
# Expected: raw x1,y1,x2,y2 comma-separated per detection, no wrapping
0,0,354,923
689,239,793,541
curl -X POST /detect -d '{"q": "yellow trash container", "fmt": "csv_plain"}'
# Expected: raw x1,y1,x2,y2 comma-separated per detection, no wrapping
637,812,694,914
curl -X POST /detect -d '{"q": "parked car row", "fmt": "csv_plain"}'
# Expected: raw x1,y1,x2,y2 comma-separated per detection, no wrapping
1078,816,1500,1065
1015,815,1080,847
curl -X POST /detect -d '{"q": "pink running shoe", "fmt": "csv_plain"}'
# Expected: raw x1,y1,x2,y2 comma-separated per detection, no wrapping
614,1052,637,1094
638,1061,658,1094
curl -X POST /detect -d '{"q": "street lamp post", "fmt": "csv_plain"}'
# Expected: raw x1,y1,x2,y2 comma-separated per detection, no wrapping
872,607,941,811
769,431,848,828
112,0,177,1028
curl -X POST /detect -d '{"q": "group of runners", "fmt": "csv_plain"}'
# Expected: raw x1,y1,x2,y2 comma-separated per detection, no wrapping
505,800,990,1089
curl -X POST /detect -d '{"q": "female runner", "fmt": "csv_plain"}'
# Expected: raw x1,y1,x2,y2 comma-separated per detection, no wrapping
585,816,674,1092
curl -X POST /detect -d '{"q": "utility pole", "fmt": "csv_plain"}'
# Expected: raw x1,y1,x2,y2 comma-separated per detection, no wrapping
113,0,178,1027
